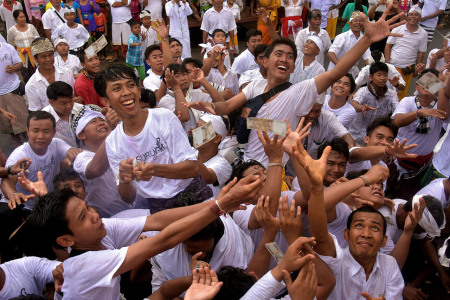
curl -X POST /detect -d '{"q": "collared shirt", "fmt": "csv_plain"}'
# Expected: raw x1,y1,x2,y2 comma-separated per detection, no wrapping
51,23,89,50
141,0,162,20
143,69,163,92
41,6,65,32
141,24,159,59
417,178,450,209
319,235,404,300
290,52,325,84
323,94,356,129
239,68,264,88
295,26,332,66
41,103,83,147
126,34,144,66
349,86,399,145
0,42,21,95
355,63,405,91
54,54,82,75
25,65,74,111
206,67,239,95
231,49,258,75
387,24,428,68
200,6,236,41
328,30,371,78
419,0,446,28
165,1,192,37
0,1,23,31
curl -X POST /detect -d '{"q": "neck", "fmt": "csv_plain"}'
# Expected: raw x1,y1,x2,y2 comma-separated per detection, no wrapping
30,144,47,156
352,253,377,280
74,241,107,251
39,66,55,76
373,84,384,94
60,53,68,61
59,113,71,122
418,94,435,106
370,157,381,166
144,24,150,29
406,22,419,31
17,22,26,27
329,93,347,108
302,54,315,67
54,5,61,11
197,147,219,162
217,63,227,74
309,26,320,34
67,22,76,27
266,74,288,90
121,109,148,136
445,180,450,199
351,29,361,38
214,5,222,11
152,68,163,76
84,137,105,152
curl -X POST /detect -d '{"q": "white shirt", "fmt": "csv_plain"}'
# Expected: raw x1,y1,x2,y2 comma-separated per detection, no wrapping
282,0,303,17
200,7,237,42
432,123,450,177
165,1,192,37
349,87,399,145
25,65,74,111
239,68,264,88
355,63,406,91
323,95,357,129
5,138,71,209
41,102,83,147
54,53,82,75
141,24,159,57
231,49,259,75
141,0,162,20
241,271,287,300
0,42,21,95
346,147,388,174
73,150,133,218
319,235,404,300
328,30,371,78
41,7,66,31
242,78,324,166
206,67,239,95
159,88,212,134
143,69,163,92
202,154,232,198
417,178,450,209
290,53,325,84
392,96,444,156
51,23,89,50
0,1,22,31
0,257,60,299
426,48,446,70
386,24,428,69
306,110,349,159
105,108,197,199
419,0,446,28
295,27,332,66
225,2,240,20
107,0,132,23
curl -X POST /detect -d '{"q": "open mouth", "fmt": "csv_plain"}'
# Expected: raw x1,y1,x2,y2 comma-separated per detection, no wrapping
98,127,108,133
277,65,287,72
121,99,135,106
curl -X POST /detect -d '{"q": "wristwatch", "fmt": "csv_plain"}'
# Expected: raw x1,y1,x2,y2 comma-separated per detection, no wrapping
7,165,17,175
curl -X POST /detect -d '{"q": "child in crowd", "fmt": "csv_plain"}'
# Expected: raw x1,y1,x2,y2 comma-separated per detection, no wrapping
93,9,107,60
226,0,241,54
140,10,159,72
53,37,82,76
127,21,146,81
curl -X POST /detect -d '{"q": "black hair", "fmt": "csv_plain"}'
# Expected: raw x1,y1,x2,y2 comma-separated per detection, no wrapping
182,57,203,69
27,111,56,129
94,64,138,98
355,0,363,13
212,28,226,38
53,168,83,190
335,73,356,94
245,29,262,43
10,295,46,300
186,219,220,242
404,195,445,228
417,68,440,80
347,205,387,235
144,44,162,60
253,44,268,59
346,169,368,181
46,81,73,101
265,38,297,62
366,116,398,138
78,50,87,63
140,87,157,108
130,21,141,28
369,61,389,75
370,50,383,62
213,266,257,300
166,63,186,74
317,138,349,161
226,160,264,184
169,37,183,48
13,9,24,20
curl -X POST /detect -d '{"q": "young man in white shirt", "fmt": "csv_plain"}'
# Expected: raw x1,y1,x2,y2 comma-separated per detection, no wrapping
42,81,83,147
419,0,446,43
107,0,132,62
165,0,193,58
94,64,211,213
143,44,166,101
238,44,268,90
385,5,428,100
139,10,158,63
188,7,405,168
290,35,325,84
25,38,75,111
417,178,450,209
231,29,262,75
203,45,239,95
349,62,399,145
295,9,332,66
41,0,66,41
327,11,370,78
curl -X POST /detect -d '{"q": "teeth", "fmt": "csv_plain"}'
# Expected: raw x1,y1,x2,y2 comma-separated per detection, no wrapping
278,66,286,70
122,100,134,106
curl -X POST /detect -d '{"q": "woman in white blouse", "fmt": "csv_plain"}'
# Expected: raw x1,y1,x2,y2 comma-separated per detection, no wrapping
7,10,40,81
280,0,306,40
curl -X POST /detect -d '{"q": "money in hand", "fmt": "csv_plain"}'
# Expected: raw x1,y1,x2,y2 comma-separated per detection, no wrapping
265,242,285,264
247,117,287,136
417,72,446,95
85,35,108,59
192,121,216,149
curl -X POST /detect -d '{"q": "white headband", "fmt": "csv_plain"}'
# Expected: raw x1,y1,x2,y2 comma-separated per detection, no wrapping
200,114,227,138
140,10,151,19
413,194,446,238
61,5,75,15
306,35,323,53
54,37,68,47
73,105,105,136
409,5,422,16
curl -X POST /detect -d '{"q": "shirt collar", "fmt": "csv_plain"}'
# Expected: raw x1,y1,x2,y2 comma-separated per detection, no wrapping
36,65,63,83
345,247,382,278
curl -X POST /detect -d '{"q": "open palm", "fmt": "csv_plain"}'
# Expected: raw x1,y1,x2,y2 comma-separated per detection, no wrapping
362,4,405,44
185,268,223,300
293,141,330,186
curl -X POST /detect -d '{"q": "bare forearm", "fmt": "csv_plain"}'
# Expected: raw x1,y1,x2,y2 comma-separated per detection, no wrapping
1,176,18,199
118,182,136,203
342,133,355,148
384,44,392,63
417,52,425,64
308,188,335,256
85,142,110,179
266,19,280,41
323,177,365,211
197,160,217,184
44,29,52,41
246,228,278,278
393,112,419,127
161,40,172,67
202,30,208,44
174,90,190,122
152,276,192,300
155,81,168,101
202,57,214,77
153,160,199,179
348,146,384,163
289,155,310,210
327,52,339,65
200,78,223,102
390,229,413,269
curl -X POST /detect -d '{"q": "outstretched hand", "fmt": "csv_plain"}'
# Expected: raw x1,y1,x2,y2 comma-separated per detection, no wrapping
184,101,216,115
361,4,406,44
403,197,425,233
282,118,311,155
216,175,263,212
292,140,330,188
384,139,418,159
152,18,169,39
18,170,48,197
257,130,287,163
185,267,223,300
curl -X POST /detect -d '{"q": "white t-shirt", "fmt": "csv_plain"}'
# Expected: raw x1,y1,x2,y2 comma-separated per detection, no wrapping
101,216,147,249
54,53,82,75
346,147,388,175
426,48,446,70
141,0,162,20
419,0,446,28
41,7,65,32
231,49,259,75
202,154,232,198
51,23,89,50
323,95,357,129
73,150,133,218
200,7,236,42
0,42,21,95
239,68,264,88
433,123,450,177
143,69,163,92
206,68,239,95
107,0,132,23
0,257,60,299
242,78,324,166
0,2,22,31
5,138,71,209
105,108,197,199
416,178,450,209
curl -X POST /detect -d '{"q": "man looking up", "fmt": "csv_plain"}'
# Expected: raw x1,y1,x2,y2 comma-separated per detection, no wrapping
290,35,325,84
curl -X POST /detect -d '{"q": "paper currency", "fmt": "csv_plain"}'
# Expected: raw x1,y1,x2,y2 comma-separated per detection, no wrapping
20,161,30,173
417,72,446,95
247,117,287,136
192,121,216,148
265,242,284,264
85,35,108,59
132,157,140,182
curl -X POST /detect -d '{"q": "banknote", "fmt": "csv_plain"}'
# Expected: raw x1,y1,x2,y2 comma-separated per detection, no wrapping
132,157,140,182
265,242,284,264
417,72,446,95
20,161,30,173
85,35,108,59
247,117,287,136
192,121,216,148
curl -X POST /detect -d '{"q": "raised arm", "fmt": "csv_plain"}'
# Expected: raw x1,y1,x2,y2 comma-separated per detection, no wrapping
85,141,110,179
348,139,418,164
152,19,172,67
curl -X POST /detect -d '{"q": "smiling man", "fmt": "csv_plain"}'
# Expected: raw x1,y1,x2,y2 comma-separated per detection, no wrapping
75,52,102,107
94,64,212,213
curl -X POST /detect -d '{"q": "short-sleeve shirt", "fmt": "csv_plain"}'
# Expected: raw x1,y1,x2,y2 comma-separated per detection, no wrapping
416,178,450,209
51,23,90,50
231,49,258,75
200,7,236,41
419,0,446,28
0,1,23,31
206,68,239,95
295,27,332,66
202,154,232,198
323,95,357,129
41,7,66,31
0,42,21,95
127,34,144,66
143,69,162,92
107,0,132,23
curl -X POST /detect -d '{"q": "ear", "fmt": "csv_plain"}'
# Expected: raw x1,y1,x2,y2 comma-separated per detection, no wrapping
344,228,349,241
381,234,387,247
214,134,222,144
56,234,75,248
364,135,369,145
49,100,56,108
369,74,373,81
100,97,110,107
78,132,86,141
262,56,269,69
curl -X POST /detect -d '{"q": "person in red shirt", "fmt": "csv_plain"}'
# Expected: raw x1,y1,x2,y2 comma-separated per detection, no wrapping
75,51,103,107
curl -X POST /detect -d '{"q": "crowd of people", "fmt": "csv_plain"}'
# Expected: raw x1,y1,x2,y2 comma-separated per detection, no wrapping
0,0,449,299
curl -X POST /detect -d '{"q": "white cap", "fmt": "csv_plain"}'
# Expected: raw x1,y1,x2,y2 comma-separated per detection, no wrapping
306,35,324,53
72,105,105,136
61,4,75,15
409,4,422,16
53,37,68,47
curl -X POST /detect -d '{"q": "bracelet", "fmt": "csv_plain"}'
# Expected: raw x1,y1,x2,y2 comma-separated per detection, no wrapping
173,89,182,93
161,37,168,41
119,177,131,184
267,162,283,168
209,200,225,216
359,175,371,187
8,192,18,199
